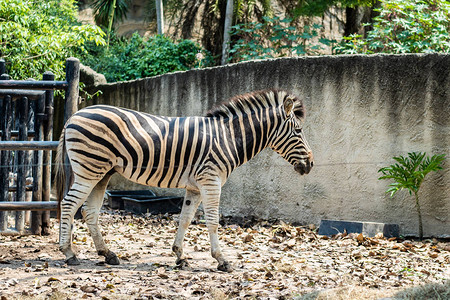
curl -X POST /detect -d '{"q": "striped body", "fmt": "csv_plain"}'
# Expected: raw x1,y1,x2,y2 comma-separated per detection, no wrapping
56,89,314,270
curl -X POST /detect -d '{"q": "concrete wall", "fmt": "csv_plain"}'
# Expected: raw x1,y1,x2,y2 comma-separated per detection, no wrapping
83,54,449,237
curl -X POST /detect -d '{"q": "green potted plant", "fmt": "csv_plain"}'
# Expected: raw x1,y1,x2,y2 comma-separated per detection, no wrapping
378,152,446,240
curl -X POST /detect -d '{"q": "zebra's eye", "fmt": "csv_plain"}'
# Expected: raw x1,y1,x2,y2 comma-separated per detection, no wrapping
293,127,302,134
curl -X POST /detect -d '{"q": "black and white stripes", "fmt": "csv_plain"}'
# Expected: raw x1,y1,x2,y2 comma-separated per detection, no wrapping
56,89,314,271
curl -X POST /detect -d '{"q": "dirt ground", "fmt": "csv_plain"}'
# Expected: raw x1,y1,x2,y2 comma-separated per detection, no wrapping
0,209,449,300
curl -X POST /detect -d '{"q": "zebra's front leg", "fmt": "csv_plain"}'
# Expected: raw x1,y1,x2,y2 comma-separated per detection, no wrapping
201,184,232,272
59,180,95,265
172,189,201,269
82,175,119,265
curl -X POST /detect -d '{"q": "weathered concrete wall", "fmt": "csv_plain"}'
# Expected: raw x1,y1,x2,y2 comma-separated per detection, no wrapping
83,54,450,237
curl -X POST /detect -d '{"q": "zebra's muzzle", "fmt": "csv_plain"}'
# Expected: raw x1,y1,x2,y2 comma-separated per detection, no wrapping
294,160,313,175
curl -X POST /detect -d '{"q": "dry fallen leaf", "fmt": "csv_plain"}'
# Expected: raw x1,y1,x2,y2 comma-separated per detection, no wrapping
429,253,438,259
105,283,114,289
47,277,60,283
0,211,448,300
356,233,365,244
243,234,253,243
80,285,97,293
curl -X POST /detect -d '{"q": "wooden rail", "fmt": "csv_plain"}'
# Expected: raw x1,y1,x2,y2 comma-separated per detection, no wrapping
0,90,45,100
0,201,58,211
0,80,68,90
0,141,58,150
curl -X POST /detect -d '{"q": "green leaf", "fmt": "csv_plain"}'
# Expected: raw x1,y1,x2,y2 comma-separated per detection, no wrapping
379,152,445,197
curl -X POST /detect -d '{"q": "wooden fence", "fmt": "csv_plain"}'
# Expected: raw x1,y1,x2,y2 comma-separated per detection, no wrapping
0,57,79,235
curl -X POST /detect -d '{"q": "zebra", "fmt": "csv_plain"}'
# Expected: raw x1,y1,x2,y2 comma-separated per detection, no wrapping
55,89,314,272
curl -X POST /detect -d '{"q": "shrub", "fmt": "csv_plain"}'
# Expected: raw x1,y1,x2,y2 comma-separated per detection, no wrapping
336,0,450,54
81,33,212,82
229,16,336,62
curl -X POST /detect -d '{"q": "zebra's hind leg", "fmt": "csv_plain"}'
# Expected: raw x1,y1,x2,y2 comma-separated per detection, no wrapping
201,184,232,272
172,189,202,269
81,174,119,265
59,177,98,265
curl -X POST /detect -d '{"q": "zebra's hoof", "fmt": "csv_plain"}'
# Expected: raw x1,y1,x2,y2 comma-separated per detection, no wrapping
66,256,80,266
217,261,233,273
175,258,190,270
105,252,120,265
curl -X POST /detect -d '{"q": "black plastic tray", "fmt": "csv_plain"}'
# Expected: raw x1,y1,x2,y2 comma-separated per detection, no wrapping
123,196,184,215
105,190,156,209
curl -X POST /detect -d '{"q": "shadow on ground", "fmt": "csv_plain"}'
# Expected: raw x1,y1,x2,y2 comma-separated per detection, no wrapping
296,280,450,300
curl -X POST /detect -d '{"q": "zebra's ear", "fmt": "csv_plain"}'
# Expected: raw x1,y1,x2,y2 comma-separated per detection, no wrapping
293,101,305,123
283,96,294,116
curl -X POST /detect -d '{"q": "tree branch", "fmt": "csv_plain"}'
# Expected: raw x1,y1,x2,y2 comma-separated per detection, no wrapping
23,52,48,61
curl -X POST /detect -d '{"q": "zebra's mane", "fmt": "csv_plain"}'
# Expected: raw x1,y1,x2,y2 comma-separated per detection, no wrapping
205,89,289,118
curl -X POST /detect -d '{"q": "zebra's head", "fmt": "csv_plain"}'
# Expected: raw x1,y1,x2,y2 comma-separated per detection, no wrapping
270,93,314,175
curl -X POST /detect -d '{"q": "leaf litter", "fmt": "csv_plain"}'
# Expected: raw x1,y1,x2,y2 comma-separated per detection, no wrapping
0,209,448,299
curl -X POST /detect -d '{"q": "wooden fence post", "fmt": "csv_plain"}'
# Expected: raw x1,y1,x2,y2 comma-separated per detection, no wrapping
0,59,5,76
41,71,55,235
62,58,80,201
64,57,80,125
31,90,45,234
15,96,29,232
0,71,11,231
0,91,12,231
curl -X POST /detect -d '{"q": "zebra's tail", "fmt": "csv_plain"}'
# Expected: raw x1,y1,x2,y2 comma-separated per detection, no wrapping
55,126,72,219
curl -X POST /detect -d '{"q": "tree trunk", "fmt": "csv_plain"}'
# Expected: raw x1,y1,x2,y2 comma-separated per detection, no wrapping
201,0,227,64
155,0,164,35
106,0,117,49
344,6,360,36
414,191,424,240
221,0,234,65
344,6,374,37
180,1,201,40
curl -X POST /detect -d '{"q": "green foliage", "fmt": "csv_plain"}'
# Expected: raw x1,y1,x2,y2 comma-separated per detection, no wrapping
229,16,336,62
294,0,374,17
0,0,105,80
82,33,212,82
336,0,450,54
378,152,445,197
233,0,273,20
